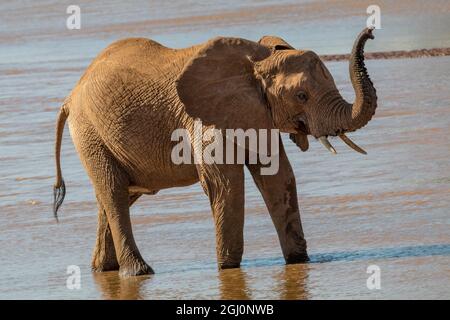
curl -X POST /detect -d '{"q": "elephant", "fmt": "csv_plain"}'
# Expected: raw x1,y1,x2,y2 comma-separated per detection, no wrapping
53,27,377,277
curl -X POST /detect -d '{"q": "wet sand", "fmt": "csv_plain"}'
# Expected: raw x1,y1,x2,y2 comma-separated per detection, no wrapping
0,0,449,299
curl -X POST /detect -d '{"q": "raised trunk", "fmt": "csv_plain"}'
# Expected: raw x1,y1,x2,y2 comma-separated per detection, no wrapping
325,28,378,135
346,27,378,131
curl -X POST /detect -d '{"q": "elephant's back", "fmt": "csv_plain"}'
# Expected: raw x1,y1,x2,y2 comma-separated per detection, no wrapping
96,38,170,63
71,37,192,131
79,38,172,81
77,37,200,89
67,39,199,190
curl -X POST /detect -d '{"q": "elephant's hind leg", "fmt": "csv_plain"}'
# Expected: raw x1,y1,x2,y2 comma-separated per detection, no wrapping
93,166,152,277
95,172,152,277
92,193,142,272
92,200,119,272
72,127,152,276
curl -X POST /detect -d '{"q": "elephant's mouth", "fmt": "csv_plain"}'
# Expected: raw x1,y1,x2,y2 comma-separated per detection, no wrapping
292,114,367,155
294,116,309,135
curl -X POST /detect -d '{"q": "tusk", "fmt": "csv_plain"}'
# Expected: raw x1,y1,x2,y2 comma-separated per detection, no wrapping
339,133,367,155
318,136,337,154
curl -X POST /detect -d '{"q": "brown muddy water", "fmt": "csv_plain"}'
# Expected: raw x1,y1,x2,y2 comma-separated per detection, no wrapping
0,0,449,299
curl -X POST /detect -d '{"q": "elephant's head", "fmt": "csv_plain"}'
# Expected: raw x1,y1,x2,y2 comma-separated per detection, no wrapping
176,28,377,154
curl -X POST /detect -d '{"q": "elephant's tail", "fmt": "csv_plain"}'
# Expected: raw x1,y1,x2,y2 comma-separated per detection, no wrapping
53,105,68,222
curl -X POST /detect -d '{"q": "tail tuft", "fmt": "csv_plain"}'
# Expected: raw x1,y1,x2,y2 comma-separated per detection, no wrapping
53,179,66,223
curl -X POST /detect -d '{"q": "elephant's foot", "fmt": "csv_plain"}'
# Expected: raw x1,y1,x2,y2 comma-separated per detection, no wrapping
285,251,310,264
118,255,154,277
217,253,242,270
92,255,120,272
218,262,241,270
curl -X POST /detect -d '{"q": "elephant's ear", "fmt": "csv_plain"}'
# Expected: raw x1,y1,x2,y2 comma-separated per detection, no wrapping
259,36,310,152
258,36,294,51
176,37,273,130
289,133,309,152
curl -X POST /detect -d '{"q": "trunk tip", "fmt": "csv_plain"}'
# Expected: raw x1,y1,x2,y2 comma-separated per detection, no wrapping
364,27,375,39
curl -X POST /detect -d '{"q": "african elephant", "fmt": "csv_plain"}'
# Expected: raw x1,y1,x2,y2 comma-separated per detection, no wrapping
53,28,377,277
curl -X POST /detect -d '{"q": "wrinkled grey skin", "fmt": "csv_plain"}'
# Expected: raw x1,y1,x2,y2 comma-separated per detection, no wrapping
53,28,377,277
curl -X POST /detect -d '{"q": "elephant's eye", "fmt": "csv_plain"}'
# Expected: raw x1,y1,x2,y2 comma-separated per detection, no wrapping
297,91,308,103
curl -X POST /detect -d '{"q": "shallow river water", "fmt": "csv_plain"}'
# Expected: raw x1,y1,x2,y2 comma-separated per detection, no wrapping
0,0,449,299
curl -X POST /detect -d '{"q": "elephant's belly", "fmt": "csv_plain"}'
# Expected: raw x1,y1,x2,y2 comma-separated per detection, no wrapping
106,132,200,191
129,161,200,191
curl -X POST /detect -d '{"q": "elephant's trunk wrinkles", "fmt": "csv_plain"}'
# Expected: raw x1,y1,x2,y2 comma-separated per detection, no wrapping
346,27,377,132
318,27,377,154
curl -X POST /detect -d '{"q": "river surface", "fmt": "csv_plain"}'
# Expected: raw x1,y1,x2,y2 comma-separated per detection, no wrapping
0,0,449,299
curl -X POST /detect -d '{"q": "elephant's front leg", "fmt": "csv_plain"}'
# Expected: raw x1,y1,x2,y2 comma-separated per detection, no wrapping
198,163,245,269
246,141,309,264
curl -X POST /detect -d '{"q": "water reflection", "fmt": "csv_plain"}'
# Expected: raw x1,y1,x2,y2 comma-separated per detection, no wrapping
90,263,312,300
88,244,450,299
218,264,310,300
274,264,310,300
92,272,151,300
218,269,251,299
